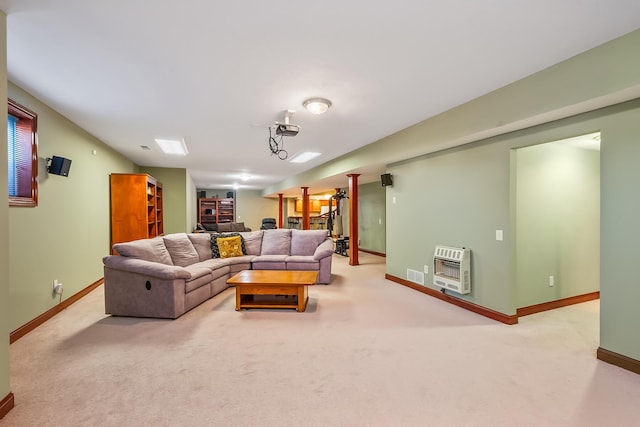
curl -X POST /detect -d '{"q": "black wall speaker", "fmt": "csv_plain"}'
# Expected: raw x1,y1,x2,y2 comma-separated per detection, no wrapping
381,173,393,187
48,156,72,177
197,190,206,199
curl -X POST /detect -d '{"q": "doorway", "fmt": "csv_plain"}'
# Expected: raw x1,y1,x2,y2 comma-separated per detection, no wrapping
514,132,601,311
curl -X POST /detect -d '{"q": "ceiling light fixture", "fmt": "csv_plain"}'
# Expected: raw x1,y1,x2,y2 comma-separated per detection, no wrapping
154,138,188,155
289,152,321,163
303,98,332,114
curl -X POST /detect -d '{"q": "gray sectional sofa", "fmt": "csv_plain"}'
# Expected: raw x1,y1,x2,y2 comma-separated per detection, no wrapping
103,229,333,319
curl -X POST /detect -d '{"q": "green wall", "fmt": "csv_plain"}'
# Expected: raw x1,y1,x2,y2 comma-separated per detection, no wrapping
235,190,278,231
1,10,10,407
387,137,513,314
139,167,191,234
358,182,386,253
7,83,134,331
600,105,640,360
515,143,600,307
186,174,197,233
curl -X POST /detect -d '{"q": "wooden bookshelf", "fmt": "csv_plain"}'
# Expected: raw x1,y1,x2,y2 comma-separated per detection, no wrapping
198,197,234,229
110,173,164,251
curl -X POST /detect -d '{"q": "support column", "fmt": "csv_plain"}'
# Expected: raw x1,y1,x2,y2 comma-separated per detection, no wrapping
278,193,284,229
347,174,359,266
301,187,310,230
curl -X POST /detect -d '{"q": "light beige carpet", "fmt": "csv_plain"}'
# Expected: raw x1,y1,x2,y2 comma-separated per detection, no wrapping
3,252,640,426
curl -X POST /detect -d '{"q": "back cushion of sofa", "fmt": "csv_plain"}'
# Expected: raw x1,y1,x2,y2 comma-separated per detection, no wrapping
231,222,246,232
113,236,173,265
163,233,200,267
187,233,213,261
217,223,233,233
239,230,263,255
291,229,329,256
260,229,292,255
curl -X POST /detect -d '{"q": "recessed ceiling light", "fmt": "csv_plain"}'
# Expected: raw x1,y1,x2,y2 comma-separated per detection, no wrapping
240,174,251,181
290,152,321,163
154,138,188,155
303,98,332,114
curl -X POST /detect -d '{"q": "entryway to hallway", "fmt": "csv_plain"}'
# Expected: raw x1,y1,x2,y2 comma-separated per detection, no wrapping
513,132,601,317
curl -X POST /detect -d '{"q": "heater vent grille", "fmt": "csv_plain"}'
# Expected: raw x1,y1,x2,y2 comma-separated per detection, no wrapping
407,269,425,285
433,245,471,294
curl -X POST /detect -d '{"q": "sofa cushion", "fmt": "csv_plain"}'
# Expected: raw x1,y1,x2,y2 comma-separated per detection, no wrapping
239,230,263,255
291,229,329,256
217,235,245,258
183,266,212,293
187,233,213,261
210,232,247,258
216,223,233,233
260,229,291,255
113,237,173,265
286,255,320,271
203,223,217,231
163,233,200,267
251,254,287,270
231,222,246,232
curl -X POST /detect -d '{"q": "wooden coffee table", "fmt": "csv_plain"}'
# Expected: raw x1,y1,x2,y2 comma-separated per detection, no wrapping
227,270,318,312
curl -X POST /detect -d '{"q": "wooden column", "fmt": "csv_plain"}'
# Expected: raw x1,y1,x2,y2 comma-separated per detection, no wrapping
278,193,284,228
347,174,359,265
301,187,310,230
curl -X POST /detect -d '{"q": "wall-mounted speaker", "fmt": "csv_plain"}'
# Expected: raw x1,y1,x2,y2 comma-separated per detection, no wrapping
197,190,206,199
47,156,72,177
381,173,393,187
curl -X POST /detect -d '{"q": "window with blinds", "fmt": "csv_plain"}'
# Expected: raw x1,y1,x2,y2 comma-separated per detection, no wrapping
7,99,38,207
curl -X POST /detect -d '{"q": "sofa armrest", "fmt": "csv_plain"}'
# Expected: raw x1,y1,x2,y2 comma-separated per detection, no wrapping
313,239,334,261
103,255,191,280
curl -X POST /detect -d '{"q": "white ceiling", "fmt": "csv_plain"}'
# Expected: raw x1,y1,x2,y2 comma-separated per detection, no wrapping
3,1,640,197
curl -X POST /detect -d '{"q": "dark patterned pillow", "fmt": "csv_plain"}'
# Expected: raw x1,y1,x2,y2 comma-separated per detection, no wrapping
210,232,247,258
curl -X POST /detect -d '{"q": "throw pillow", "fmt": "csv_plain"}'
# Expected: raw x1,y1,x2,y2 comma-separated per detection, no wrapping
210,232,247,258
217,236,244,258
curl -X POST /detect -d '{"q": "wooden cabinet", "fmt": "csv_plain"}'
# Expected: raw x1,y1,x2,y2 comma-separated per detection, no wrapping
295,199,328,213
110,173,164,249
198,198,234,228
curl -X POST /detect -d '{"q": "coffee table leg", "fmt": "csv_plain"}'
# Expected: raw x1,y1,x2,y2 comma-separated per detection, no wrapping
235,288,241,311
297,285,308,312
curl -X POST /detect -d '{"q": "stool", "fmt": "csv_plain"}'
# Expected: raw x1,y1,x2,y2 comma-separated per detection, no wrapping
335,237,349,257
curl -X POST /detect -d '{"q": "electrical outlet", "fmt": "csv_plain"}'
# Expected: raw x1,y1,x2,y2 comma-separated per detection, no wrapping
53,279,63,295
549,276,554,287
424,264,429,274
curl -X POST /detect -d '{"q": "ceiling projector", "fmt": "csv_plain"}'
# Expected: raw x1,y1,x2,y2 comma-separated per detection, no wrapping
275,123,300,136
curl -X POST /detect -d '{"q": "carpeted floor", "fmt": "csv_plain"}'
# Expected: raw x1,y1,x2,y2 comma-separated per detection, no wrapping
2,252,640,426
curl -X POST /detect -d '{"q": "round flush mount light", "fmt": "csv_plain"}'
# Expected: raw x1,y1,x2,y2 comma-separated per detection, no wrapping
303,97,332,114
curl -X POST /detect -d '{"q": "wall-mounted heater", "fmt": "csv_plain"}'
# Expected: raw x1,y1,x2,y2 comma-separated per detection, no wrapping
433,246,471,294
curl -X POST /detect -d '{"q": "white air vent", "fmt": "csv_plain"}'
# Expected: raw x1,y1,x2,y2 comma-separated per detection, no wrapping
407,269,425,285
